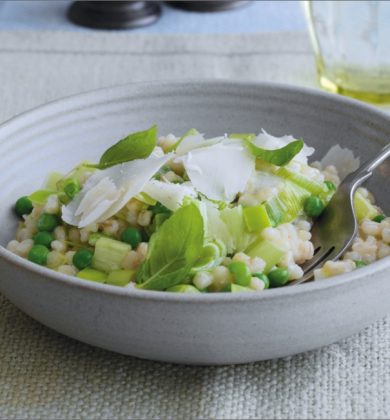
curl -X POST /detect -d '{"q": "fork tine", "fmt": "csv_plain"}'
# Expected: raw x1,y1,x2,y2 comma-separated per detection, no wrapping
288,248,334,286
290,246,345,286
302,246,335,274
290,270,316,285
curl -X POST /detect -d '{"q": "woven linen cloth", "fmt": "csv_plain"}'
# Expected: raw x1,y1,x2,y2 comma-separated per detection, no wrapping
0,30,390,420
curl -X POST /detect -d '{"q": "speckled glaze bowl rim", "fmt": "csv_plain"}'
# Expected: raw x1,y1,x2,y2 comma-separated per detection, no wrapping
0,79,389,303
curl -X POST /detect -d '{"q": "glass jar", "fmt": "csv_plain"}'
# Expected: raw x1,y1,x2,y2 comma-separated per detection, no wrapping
303,0,390,103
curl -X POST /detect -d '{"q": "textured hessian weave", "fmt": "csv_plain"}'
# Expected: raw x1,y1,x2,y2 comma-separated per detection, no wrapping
0,31,389,419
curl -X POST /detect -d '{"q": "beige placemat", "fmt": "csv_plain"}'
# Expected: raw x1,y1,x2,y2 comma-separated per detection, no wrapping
0,30,389,420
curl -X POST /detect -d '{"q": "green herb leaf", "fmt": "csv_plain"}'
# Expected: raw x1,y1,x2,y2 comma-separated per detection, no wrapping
246,139,304,166
28,189,56,205
93,125,157,169
137,203,204,290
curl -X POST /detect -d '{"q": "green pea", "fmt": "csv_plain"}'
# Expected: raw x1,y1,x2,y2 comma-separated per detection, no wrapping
228,261,251,287
15,196,33,218
151,202,171,215
121,227,142,248
28,245,49,266
354,260,367,269
33,231,54,248
324,181,336,192
73,249,94,270
37,213,59,232
304,195,325,218
268,268,289,288
254,272,270,289
373,215,386,223
63,178,81,199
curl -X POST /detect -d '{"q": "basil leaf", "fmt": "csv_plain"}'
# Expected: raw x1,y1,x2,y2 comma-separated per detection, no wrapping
246,139,304,166
93,125,157,169
137,203,204,290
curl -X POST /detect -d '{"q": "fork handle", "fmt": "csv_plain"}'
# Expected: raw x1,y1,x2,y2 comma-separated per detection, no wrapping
344,143,390,190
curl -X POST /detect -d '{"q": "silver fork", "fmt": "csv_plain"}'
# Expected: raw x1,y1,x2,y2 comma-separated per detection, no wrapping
291,143,390,285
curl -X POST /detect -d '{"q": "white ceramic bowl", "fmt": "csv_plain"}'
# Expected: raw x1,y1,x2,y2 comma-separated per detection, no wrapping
0,81,389,365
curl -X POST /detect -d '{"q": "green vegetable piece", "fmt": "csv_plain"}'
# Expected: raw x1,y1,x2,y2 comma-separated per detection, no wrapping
145,213,172,238
243,205,272,233
37,213,59,232
229,133,256,142
191,242,221,273
304,195,325,218
33,232,54,248
73,249,94,270
28,245,49,266
212,239,227,260
354,260,367,269
324,180,336,192
15,196,33,217
373,214,386,223
246,239,285,273
254,272,270,289
77,268,107,283
219,205,256,252
107,269,136,286
44,172,63,190
265,180,311,226
137,203,204,291
354,191,379,223
268,268,289,287
56,163,96,195
151,202,172,215
88,232,105,246
63,178,81,199
135,192,157,206
277,167,328,196
121,227,142,248
28,190,55,205
208,280,232,293
92,237,131,272
228,261,252,287
166,284,201,293
246,139,304,166
154,213,170,228
94,125,157,169
231,284,253,293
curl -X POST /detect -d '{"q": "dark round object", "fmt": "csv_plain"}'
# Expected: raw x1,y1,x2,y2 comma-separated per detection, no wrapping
166,1,250,12
304,195,325,218
33,232,54,248
37,213,60,232
15,196,33,218
28,245,50,266
68,1,161,30
268,268,289,288
121,227,142,249
373,214,386,223
73,249,94,270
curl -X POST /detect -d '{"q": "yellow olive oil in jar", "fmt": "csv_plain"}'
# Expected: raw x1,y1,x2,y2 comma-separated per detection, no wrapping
303,0,390,104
